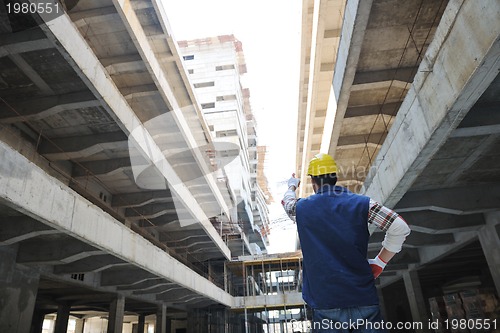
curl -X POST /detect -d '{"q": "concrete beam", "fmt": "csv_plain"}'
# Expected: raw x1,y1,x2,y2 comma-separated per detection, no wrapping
0,29,54,57
162,235,210,247
133,285,185,296
298,0,338,195
69,6,117,21
72,157,131,178
444,134,499,184
39,131,128,161
119,83,158,98
106,60,147,76
138,214,180,226
117,279,174,291
0,91,100,123
451,125,500,138
38,8,231,259
0,140,233,306
111,190,172,208
350,79,409,92
111,0,231,220
16,239,104,265
101,268,158,287
417,231,478,266
8,54,55,95
0,216,60,245
395,184,500,214
53,255,129,274
345,103,401,118
156,289,198,302
328,0,374,155
324,29,341,38
157,229,208,241
353,67,418,85
363,0,500,207
337,133,387,147
125,202,179,221
457,102,500,128
100,53,143,67
401,211,485,233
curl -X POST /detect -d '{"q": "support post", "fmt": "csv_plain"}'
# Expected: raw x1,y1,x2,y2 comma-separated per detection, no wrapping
137,314,146,333
403,270,430,332
107,295,125,333
155,303,167,333
376,287,388,321
30,310,46,333
479,211,500,296
0,247,40,333
54,303,71,333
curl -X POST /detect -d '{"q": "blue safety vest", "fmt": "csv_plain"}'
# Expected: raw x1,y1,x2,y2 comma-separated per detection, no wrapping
296,185,378,309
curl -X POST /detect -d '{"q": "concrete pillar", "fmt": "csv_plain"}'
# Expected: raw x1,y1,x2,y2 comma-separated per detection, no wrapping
30,311,46,333
107,295,125,333
166,319,172,333
403,270,430,332
54,303,71,333
0,247,40,333
376,287,388,321
137,314,146,333
74,318,85,333
155,304,167,333
479,211,500,296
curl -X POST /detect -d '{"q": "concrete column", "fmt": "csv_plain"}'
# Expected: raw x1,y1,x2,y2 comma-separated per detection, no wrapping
155,304,167,333
30,311,46,333
74,318,85,333
166,319,172,333
479,211,500,296
376,287,388,321
54,303,71,333
0,247,40,333
403,270,430,332
137,314,146,333
107,295,125,333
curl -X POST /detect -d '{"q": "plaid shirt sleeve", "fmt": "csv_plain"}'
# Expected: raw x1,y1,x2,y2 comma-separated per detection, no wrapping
281,188,298,222
368,199,411,253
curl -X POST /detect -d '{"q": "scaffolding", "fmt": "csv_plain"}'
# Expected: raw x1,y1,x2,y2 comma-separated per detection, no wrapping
225,253,311,333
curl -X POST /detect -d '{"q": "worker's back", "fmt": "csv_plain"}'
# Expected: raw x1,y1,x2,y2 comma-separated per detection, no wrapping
296,184,378,309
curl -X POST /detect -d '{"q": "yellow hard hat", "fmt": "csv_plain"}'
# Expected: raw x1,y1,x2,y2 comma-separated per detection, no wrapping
307,153,338,176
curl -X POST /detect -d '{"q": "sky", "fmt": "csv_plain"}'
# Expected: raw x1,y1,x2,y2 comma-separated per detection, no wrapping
161,0,302,253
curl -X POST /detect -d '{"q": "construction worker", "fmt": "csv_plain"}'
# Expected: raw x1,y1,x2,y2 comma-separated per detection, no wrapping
282,153,411,332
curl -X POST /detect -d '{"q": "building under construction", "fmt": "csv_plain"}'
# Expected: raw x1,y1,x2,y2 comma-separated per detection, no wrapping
0,0,499,332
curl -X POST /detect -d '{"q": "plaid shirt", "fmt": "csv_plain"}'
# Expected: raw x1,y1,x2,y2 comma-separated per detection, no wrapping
282,188,410,252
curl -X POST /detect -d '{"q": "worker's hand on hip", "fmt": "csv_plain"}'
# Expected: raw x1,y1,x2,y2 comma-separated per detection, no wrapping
287,173,300,189
368,255,387,279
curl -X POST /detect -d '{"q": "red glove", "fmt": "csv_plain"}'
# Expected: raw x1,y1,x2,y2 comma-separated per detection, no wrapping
368,255,387,279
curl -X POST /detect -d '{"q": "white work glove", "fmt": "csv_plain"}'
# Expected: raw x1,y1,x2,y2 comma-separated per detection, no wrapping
287,173,300,189
368,255,387,279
